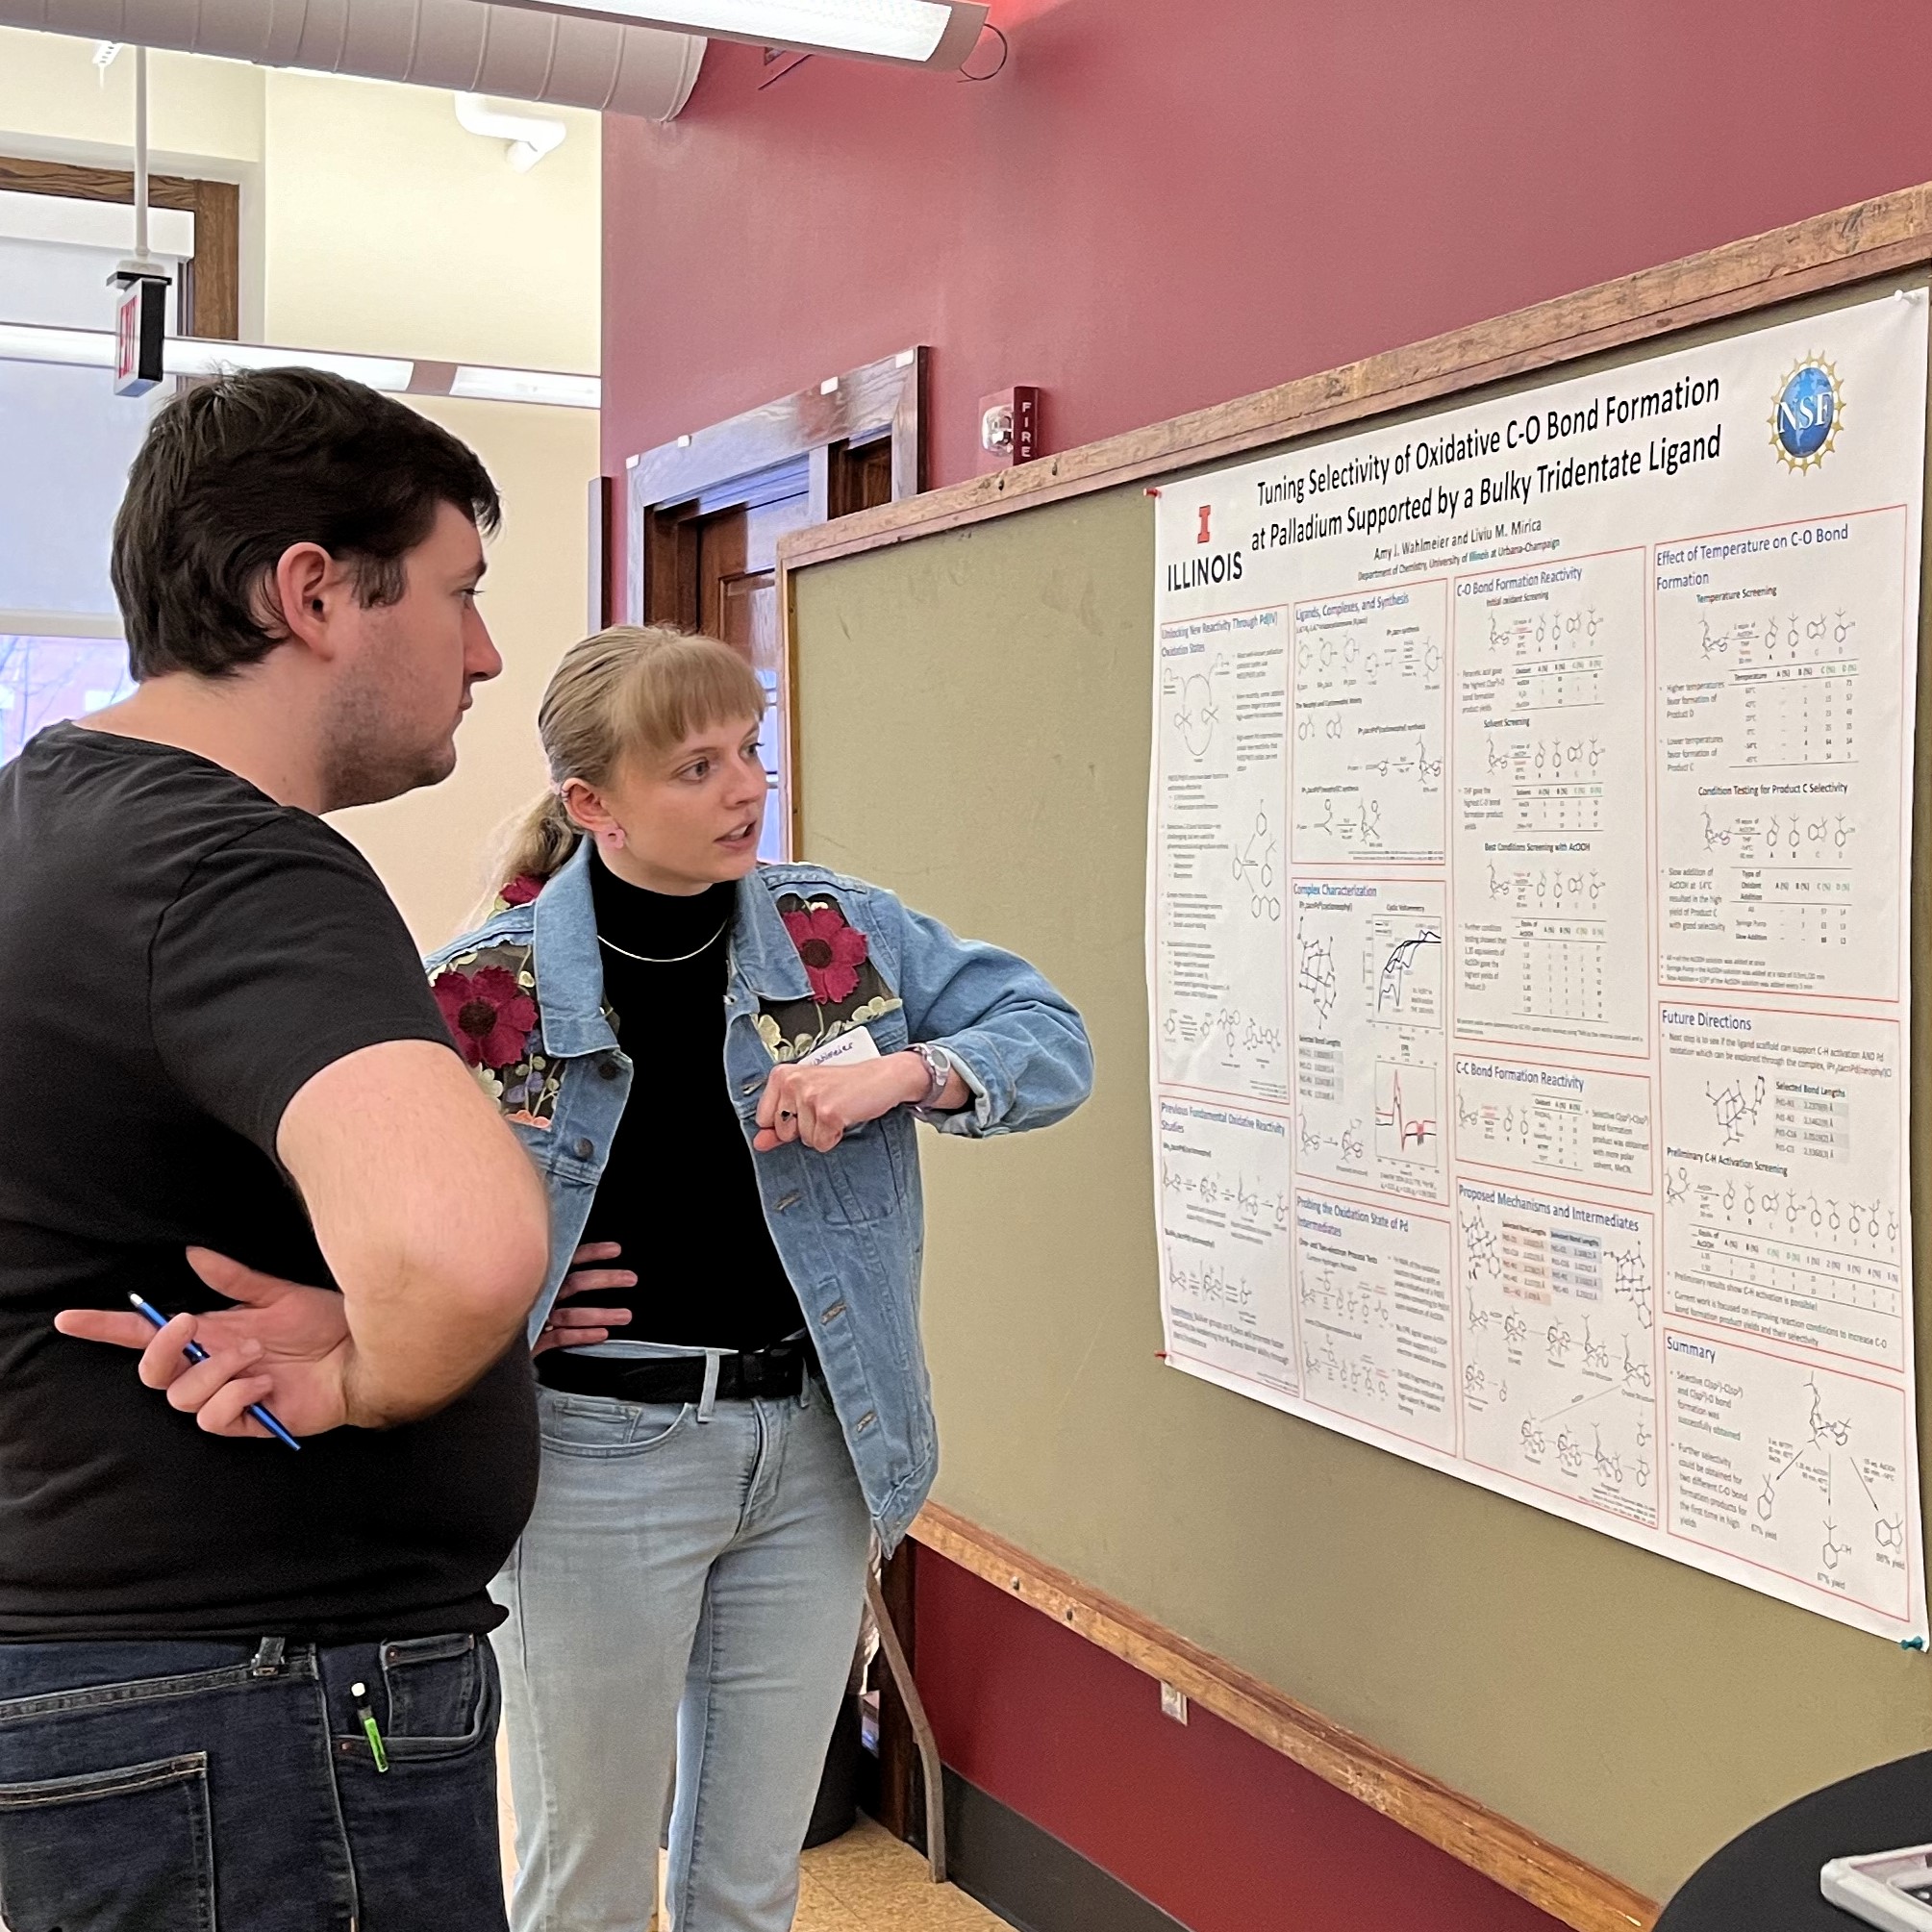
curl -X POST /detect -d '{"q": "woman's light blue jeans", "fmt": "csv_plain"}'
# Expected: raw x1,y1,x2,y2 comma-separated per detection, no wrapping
491,1370,871,1932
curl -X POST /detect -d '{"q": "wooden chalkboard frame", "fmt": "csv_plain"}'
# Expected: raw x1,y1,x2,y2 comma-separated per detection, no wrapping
778,182,1932,1930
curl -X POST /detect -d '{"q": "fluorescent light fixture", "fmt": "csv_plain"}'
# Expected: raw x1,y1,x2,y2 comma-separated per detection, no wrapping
164,340,417,389
0,321,599,411
450,365,601,407
0,323,115,368
495,0,989,67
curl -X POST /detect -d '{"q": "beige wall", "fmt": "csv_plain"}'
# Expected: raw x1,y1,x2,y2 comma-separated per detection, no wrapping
261,72,600,373
333,398,597,951
0,29,600,941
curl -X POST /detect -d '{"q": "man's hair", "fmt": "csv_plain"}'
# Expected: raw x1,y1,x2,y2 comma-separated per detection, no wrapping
112,367,503,680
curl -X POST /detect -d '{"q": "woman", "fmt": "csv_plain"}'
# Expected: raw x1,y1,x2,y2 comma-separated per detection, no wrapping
427,626,1091,1932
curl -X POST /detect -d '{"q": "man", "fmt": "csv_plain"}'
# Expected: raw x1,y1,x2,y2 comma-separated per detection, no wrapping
0,369,550,1929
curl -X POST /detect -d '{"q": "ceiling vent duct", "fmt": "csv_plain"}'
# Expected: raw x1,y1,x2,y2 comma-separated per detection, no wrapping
0,0,706,117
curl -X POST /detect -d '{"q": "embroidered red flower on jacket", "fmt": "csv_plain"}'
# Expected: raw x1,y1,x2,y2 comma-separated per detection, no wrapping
782,903,869,1005
434,965,539,1069
498,873,545,908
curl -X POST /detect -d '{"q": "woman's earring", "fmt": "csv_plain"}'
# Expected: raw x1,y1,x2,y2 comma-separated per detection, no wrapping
602,828,627,851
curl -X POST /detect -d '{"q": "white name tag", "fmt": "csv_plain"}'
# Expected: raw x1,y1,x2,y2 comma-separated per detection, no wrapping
800,1026,883,1068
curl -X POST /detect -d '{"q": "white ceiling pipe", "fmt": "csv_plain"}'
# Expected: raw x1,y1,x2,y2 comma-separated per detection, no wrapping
453,91,566,169
0,0,706,117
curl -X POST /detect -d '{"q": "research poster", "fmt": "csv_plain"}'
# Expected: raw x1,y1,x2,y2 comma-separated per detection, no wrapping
1148,286,1928,1642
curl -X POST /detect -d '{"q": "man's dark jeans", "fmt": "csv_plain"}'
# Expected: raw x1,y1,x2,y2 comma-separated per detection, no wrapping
0,1632,508,1931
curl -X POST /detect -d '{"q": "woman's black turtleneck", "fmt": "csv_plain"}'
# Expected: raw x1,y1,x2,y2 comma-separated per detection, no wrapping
542,854,804,1365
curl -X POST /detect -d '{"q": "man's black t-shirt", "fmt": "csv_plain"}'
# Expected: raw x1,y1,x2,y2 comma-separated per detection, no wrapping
0,723,539,1642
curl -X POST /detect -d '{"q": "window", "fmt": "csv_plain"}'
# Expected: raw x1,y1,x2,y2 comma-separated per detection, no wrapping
0,159,239,763
0,190,187,755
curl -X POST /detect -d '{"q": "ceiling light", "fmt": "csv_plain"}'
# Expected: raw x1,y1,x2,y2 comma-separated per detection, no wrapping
450,365,601,407
494,0,988,67
165,340,418,389
0,321,599,411
0,322,116,367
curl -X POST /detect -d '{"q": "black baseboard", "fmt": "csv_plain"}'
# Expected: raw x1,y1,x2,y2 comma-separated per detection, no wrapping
939,1769,1190,1932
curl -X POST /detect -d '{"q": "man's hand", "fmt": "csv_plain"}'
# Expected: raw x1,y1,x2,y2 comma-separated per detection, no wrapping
55,1248,353,1440
753,1052,939,1154
533,1242,635,1356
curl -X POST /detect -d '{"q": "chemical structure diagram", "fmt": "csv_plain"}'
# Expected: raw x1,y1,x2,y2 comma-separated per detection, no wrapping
1295,628,1443,688
1299,796,1382,848
1297,712,1347,742
1460,1097,1537,1152
1161,1007,1215,1050
1462,1207,1659,1507
1161,1165,1292,1234
1231,807,1281,921
1298,1117,1365,1165
1752,1374,1906,1576
1544,1314,1608,1371
1461,1202,1503,1280
1486,607,1604,660
1608,1245,1653,1330
1296,935,1340,1026
1213,1007,1284,1061
1520,736,1604,777
1677,1174,1899,1260
1706,1072,1767,1147
1699,809,1854,862
1299,1266,1393,1332
1163,660,1229,762
1311,1336,1393,1404
1374,927,1443,1016
1350,733,1443,790
1485,864,1605,912
1165,1258,1254,1313
1696,608,1857,667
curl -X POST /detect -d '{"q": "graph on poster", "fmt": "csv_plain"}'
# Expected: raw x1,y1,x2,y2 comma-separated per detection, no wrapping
1148,286,1928,1641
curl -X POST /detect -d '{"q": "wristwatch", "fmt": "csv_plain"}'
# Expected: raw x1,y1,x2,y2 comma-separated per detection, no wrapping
911,1041,953,1109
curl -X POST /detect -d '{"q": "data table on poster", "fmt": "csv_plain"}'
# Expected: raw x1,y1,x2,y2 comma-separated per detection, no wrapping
1147,286,1929,1641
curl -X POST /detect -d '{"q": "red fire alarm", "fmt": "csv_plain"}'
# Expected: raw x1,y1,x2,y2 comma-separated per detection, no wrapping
978,386,1042,472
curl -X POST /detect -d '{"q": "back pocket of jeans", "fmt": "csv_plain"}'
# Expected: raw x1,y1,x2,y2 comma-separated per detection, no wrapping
0,1751,213,1932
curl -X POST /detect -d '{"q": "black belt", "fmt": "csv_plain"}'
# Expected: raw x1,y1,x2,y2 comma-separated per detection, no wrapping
537,1337,819,1405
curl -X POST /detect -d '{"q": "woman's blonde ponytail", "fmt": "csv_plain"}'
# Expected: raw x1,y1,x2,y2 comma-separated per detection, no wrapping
496,790,582,890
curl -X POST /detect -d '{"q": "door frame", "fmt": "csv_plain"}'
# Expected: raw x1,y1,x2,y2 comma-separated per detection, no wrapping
0,155,240,340
618,346,927,857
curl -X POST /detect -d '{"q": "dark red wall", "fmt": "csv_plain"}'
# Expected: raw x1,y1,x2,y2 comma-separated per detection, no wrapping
603,0,1932,491
603,10,1932,1921
915,1550,1567,1932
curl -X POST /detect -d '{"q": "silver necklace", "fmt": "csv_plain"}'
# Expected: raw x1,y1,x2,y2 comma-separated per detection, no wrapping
597,916,731,966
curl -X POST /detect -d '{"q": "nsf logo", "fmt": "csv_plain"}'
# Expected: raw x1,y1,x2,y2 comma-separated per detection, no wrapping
1769,356,1844,471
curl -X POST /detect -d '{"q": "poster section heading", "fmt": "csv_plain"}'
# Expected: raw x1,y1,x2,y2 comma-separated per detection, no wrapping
1147,285,1927,1643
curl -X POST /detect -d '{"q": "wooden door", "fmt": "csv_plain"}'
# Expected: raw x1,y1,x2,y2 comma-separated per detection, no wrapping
697,493,812,863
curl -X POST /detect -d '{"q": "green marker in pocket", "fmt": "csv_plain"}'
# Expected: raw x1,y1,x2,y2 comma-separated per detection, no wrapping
351,1682,389,1772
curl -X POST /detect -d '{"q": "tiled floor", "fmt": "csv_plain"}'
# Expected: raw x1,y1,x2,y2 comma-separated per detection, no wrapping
797,1816,1012,1931
499,1735,1011,1929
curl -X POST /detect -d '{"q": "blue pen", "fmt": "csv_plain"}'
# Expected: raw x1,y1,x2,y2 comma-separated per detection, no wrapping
127,1293,301,1451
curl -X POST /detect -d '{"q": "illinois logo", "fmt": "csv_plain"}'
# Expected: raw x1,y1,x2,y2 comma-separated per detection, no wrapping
1196,505,1213,544
1769,356,1844,471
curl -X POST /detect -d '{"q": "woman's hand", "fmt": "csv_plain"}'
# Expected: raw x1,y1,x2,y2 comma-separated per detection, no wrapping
754,1053,932,1154
533,1242,636,1356
55,1246,356,1439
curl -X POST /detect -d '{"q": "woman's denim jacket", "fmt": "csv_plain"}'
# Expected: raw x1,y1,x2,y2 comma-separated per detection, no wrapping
425,840,1092,1549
